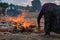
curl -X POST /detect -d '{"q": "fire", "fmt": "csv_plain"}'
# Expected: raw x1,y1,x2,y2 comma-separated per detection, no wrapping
12,10,26,30
0,10,33,30
13,10,26,23
22,22,32,29
5,17,12,22
0,18,3,22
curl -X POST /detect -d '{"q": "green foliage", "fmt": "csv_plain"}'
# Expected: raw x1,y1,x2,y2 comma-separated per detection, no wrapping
0,6,3,10
31,0,41,11
0,2,9,9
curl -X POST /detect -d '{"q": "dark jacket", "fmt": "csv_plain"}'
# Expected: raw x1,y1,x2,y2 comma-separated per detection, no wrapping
37,3,58,33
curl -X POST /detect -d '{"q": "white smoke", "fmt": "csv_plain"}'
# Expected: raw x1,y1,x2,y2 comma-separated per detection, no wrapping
2,0,60,6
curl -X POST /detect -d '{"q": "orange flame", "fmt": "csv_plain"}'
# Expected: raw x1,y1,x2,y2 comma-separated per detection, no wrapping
5,17,12,22
22,22,31,29
0,18,3,22
0,10,33,30
12,10,26,30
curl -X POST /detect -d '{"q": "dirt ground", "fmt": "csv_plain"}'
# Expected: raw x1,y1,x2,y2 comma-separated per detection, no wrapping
0,12,60,40
0,32,60,40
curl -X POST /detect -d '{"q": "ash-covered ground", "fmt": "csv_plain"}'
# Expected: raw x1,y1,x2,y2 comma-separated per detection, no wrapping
0,32,60,40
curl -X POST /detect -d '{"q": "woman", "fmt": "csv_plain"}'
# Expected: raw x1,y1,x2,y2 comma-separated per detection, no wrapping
37,3,58,37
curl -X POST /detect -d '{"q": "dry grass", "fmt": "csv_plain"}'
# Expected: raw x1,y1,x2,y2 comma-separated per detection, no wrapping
24,11,44,30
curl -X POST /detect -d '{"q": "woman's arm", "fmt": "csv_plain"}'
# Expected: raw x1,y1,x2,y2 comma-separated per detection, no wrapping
37,9,43,29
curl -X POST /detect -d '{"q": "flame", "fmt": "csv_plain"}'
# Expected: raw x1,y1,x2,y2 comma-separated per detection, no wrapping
12,10,26,30
22,22,31,29
0,10,33,30
0,18,3,22
13,10,26,23
5,17,12,22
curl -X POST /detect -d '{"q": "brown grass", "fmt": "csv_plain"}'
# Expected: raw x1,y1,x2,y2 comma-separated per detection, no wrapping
24,11,44,30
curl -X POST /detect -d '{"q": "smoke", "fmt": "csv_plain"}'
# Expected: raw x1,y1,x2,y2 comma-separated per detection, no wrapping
13,0,33,6
58,0,60,1
40,0,56,5
2,0,60,6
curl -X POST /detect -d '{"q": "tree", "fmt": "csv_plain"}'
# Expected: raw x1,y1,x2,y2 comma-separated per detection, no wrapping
31,0,41,11
0,2,9,9
2,3,9,8
0,3,9,16
25,5,30,10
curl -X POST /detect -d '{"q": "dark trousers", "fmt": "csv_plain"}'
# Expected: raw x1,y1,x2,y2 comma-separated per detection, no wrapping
44,15,52,35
